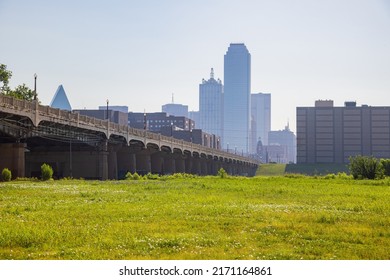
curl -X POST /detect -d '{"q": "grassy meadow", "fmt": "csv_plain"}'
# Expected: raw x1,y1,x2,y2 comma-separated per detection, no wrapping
0,175,390,260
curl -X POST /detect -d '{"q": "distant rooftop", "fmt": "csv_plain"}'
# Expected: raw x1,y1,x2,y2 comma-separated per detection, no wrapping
50,85,72,111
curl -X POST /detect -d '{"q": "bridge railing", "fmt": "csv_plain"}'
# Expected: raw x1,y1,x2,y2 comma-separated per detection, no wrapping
1,94,258,164
0,95,35,111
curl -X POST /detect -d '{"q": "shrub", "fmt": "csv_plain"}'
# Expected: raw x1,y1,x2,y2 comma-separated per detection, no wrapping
337,172,352,180
380,159,390,177
324,173,336,180
1,168,12,182
349,155,384,180
124,172,142,180
217,168,228,178
132,172,141,180
145,172,159,180
125,172,133,180
41,163,53,181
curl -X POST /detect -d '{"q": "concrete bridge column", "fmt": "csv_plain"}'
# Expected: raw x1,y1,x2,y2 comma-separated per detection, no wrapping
98,151,109,180
117,147,136,177
185,156,192,174
215,161,222,173
200,158,208,175
108,147,118,180
191,156,201,175
207,159,215,175
175,156,185,173
0,143,26,178
151,152,163,174
163,155,175,174
224,162,233,175
136,152,151,175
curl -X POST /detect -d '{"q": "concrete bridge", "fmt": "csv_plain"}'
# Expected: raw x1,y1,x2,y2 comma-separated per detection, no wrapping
0,95,259,179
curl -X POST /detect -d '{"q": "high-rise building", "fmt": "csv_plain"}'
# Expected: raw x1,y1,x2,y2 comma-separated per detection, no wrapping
251,93,271,153
223,43,251,154
50,85,72,111
162,102,188,118
268,124,296,163
188,111,200,128
199,68,223,138
297,100,390,163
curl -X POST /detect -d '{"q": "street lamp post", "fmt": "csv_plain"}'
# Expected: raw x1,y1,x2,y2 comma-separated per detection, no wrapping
106,99,109,121
34,73,37,101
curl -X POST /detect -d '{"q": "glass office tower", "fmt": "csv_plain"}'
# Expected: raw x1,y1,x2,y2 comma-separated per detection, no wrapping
199,68,223,138
223,43,251,154
251,93,271,153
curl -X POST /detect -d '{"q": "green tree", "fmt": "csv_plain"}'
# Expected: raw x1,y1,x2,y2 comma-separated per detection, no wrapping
0,63,36,101
0,64,12,94
349,155,384,179
380,159,390,177
7,84,35,101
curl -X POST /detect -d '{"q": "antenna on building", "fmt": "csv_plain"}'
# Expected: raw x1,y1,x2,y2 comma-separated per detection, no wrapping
210,68,214,79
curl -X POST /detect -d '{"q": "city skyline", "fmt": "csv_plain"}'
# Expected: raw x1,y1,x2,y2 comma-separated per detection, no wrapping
1,1,389,131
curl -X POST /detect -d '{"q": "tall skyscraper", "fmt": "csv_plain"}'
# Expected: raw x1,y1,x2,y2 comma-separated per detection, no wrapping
223,43,251,154
251,93,271,153
199,68,223,138
50,85,72,111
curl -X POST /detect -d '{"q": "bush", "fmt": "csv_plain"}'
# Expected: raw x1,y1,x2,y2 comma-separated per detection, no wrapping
41,163,53,181
337,172,352,180
1,168,12,182
217,168,228,178
145,172,159,180
349,155,384,180
124,172,142,180
124,172,133,180
324,173,336,180
380,159,390,177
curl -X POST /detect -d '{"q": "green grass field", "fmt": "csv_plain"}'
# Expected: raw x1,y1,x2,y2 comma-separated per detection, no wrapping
1,176,390,260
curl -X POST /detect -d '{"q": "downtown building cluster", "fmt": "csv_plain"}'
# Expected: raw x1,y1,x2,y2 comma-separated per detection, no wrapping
50,43,297,163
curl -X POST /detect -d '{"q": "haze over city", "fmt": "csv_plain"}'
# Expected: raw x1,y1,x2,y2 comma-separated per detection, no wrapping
1,0,389,131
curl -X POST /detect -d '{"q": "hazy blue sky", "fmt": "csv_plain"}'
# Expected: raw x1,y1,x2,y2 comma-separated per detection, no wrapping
1,0,389,131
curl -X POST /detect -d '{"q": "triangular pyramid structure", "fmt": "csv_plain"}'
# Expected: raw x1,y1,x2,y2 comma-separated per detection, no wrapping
50,85,72,111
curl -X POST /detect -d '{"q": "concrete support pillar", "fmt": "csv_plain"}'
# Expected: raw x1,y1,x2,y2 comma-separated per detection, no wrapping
151,152,163,174
214,161,222,173
0,143,26,178
175,157,185,173
224,162,233,175
185,156,193,174
136,152,151,175
191,157,201,175
117,147,136,177
207,160,214,175
200,158,208,175
108,148,118,180
163,155,175,175
98,151,109,180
